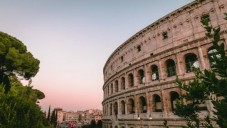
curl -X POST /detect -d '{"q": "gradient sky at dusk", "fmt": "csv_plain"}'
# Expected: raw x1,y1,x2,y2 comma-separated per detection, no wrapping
0,0,193,111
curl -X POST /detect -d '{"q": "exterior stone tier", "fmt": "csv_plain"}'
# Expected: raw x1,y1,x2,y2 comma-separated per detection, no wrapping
102,0,227,128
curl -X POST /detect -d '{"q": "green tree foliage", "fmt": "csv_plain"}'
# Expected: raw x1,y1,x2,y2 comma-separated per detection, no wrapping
50,110,57,127
174,14,227,128
47,105,51,123
90,120,96,128
0,32,48,128
96,120,102,128
0,85,47,128
0,32,40,92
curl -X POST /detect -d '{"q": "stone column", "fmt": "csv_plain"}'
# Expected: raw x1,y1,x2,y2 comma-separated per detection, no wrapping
158,60,165,81
134,69,139,87
161,89,169,118
198,47,206,70
176,53,183,76
124,97,127,116
125,73,129,90
145,64,152,83
146,92,151,114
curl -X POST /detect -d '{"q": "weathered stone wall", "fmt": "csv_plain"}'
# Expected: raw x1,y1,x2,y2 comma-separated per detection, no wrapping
102,0,227,127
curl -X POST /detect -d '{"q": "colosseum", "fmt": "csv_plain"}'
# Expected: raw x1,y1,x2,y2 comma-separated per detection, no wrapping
102,0,227,127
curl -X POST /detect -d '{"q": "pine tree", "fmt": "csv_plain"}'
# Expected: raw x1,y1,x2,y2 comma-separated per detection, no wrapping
47,105,51,123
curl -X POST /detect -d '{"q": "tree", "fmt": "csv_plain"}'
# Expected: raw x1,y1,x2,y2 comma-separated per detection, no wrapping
90,120,96,128
174,14,227,128
0,31,40,92
47,105,51,123
0,32,48,128
50,109,58,127
0,85,47,128
96,120,102,128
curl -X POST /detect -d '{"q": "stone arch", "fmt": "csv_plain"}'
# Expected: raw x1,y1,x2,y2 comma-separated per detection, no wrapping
151,64,159,81
138,69,145,84
128,73,134,87
111,83,113,94
153,94,162,112
121,100,126,114
114,102,118,115
185,53,199,73
115,80,119,92
110,103,113,115
170,91,180,111
166,59,176,77
121,77,125,90
139,96,147,113
128,98,135,114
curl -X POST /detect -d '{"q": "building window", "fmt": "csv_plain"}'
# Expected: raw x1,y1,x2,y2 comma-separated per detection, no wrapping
128,98,135,114
139,96,147,113
170,91,180,111
153,94,162,112
151,65,159,81
185,53,199,73
166,59,176,77
120,56,124,62
162,31,168,39
138,69,145,84
201,14,210,22
121,100,126,115
128,73,134,87
137,45,141,52
121,77,125,90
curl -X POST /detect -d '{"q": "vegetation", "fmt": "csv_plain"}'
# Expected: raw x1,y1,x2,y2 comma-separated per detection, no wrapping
0,32,48,128
174,14,227,128
0,31,40,93
50,109,58,127
81,120,102,128
0,83,47,128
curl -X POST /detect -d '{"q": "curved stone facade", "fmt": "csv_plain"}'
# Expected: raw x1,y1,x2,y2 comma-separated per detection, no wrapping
102,0,227,128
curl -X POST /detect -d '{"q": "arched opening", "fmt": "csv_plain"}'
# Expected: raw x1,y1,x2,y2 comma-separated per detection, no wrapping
114,102,118,115
111,83,113,94
110,103,112,115
121,100,125,115
128,98,135,114
139,96,147,113
153,94,162,112
121,77,125,90
115,80,119,92
128,73,134,87
107,86,109,96
170,91,180,111
185,53,199,72
138,69,145,84
151,65,159,81
166,59,176,77
207,47,219,67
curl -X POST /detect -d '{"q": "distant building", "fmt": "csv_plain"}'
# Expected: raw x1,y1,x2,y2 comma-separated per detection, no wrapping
55,108,103,128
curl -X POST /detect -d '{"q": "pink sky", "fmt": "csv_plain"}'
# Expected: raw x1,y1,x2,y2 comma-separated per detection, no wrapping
0,0,193,112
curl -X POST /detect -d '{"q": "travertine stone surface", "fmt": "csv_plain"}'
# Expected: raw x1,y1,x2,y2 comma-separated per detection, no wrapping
102,0,227,127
